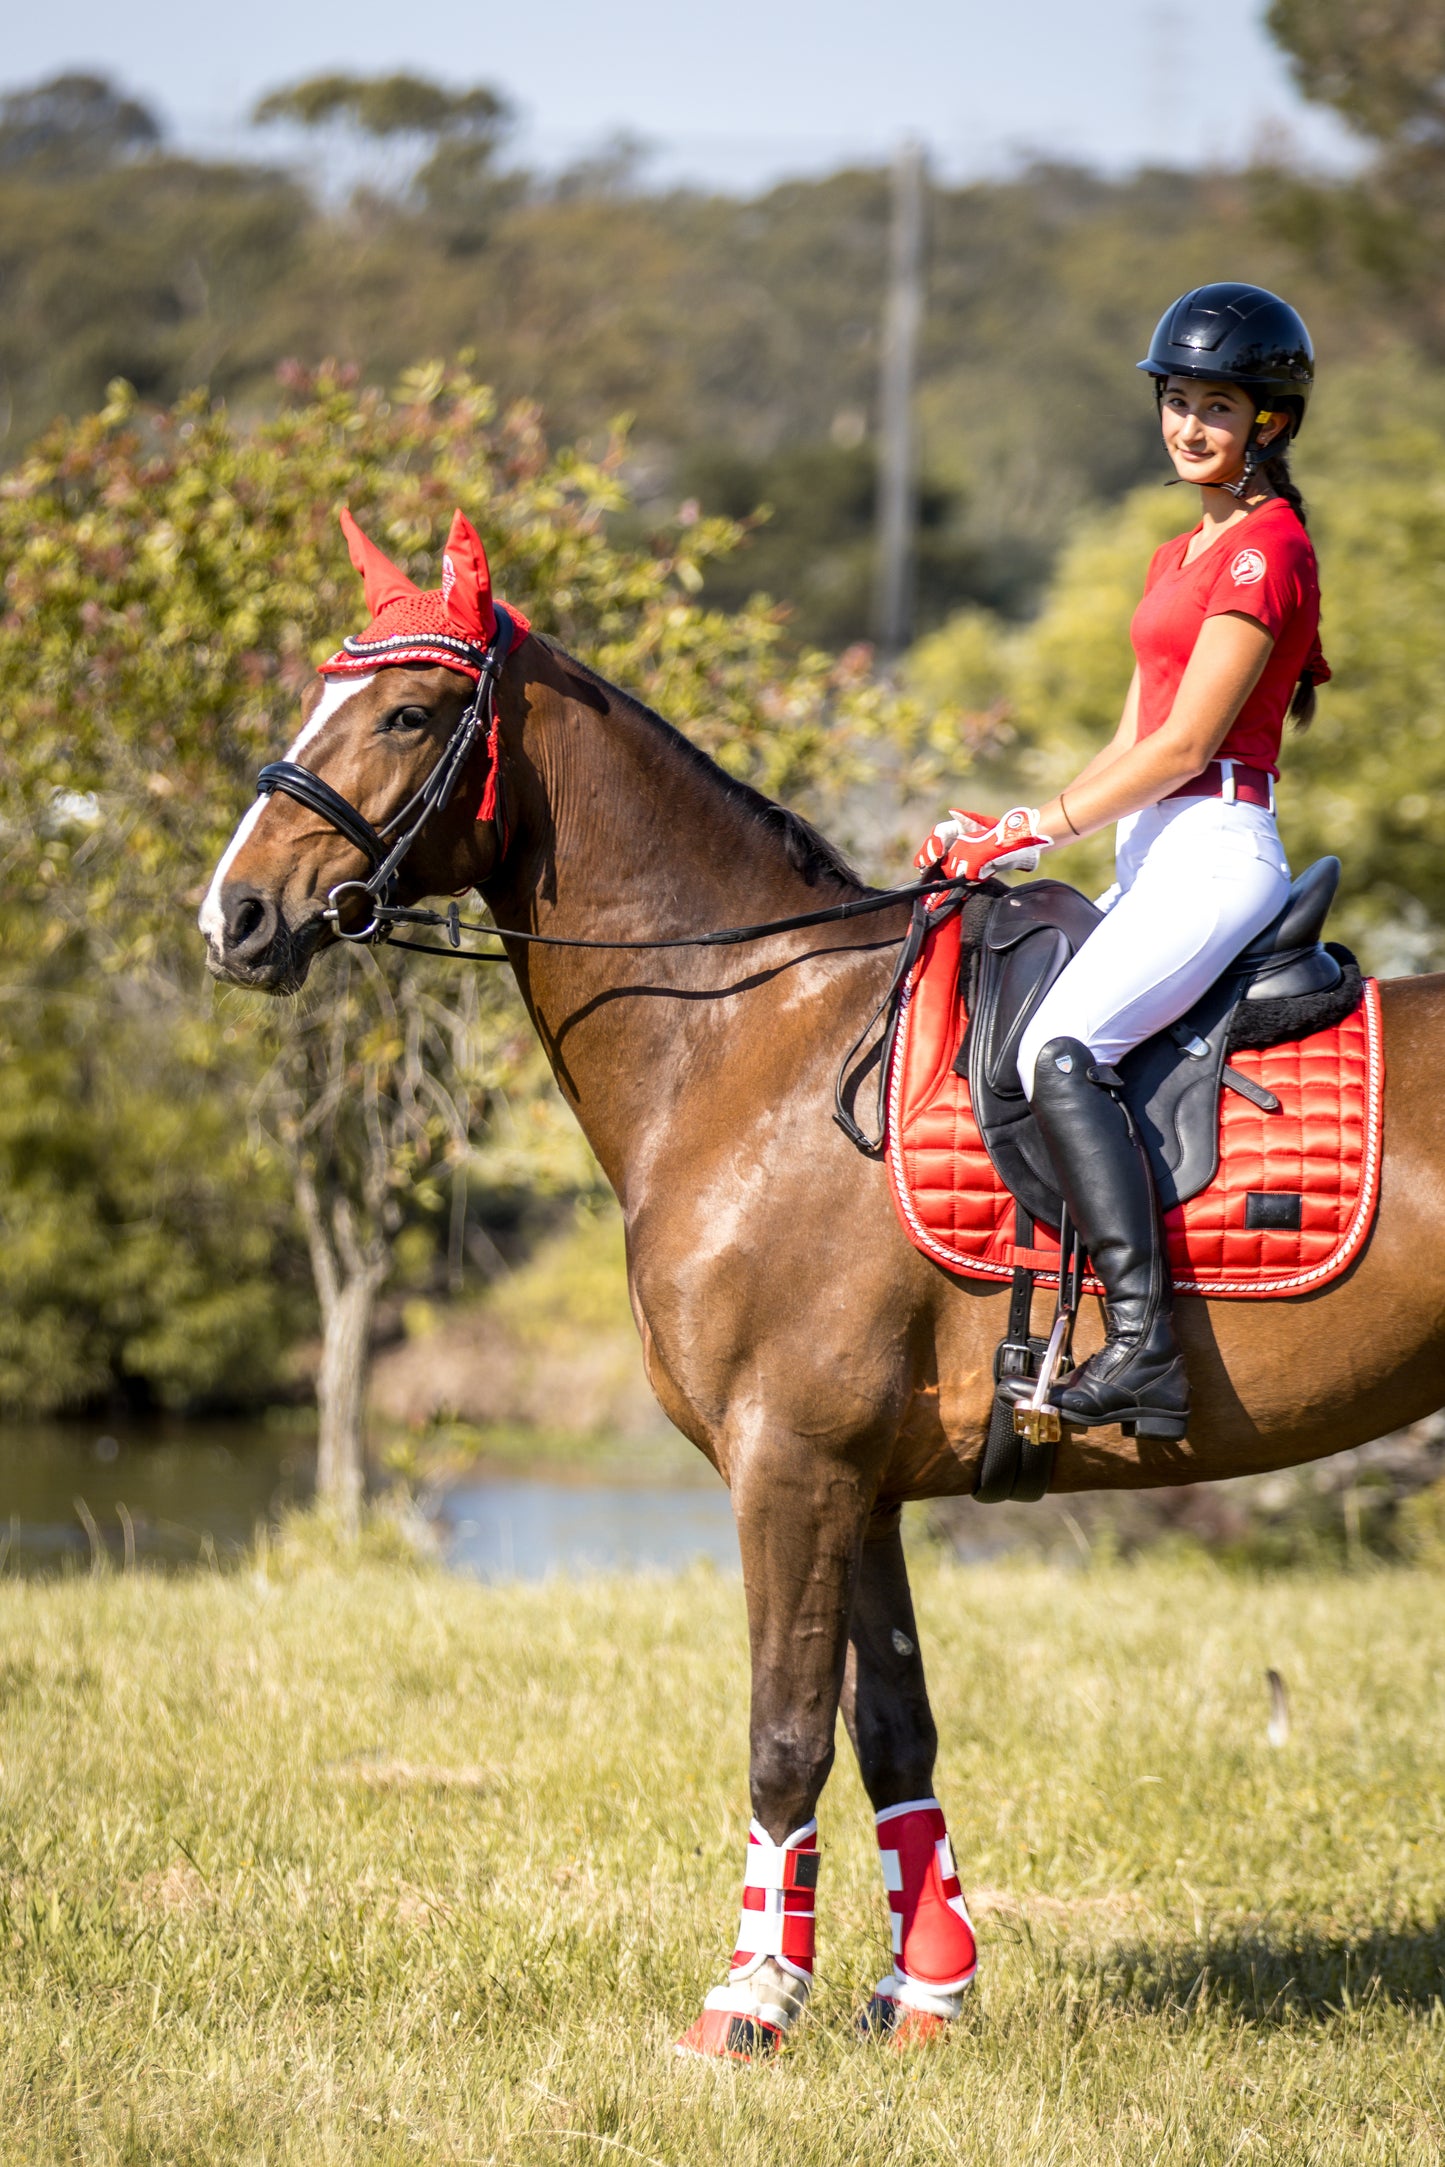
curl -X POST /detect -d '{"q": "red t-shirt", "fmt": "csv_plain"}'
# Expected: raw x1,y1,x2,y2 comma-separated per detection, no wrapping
1130,498,1329,779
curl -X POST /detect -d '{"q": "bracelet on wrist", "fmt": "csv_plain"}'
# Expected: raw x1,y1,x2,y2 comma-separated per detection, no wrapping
1059,791,1080,838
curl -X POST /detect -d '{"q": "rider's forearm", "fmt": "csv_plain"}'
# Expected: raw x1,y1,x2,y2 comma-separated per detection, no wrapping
1035,730,1228,843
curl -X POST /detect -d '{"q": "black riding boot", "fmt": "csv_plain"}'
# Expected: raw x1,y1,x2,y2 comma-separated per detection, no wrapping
1011,1036,1190,1437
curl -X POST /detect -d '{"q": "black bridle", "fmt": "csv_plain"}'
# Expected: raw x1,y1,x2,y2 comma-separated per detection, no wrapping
256,606,523,943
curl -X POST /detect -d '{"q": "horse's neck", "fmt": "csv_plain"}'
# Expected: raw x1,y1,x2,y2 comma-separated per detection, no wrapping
479,650,868,1192
494,655,858,931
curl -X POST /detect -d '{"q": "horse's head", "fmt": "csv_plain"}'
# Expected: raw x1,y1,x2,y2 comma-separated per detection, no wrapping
201,508,527,993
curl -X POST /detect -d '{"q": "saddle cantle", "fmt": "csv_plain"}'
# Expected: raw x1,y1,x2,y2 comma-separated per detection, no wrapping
959,858,1364,1223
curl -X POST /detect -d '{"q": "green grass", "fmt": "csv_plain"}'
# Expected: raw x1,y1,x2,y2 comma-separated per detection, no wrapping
0,1548,1442,2164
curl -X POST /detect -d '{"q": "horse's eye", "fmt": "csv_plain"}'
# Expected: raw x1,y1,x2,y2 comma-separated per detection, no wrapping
386,705,430,733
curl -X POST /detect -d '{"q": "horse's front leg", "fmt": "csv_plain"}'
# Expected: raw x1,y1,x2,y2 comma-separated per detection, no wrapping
840,1510,979,2042
676,1432,872,2061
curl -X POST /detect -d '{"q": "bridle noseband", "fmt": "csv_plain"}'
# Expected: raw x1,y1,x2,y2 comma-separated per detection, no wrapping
255,606,521,943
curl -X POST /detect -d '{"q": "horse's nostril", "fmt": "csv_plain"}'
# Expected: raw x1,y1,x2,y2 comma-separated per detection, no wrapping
221,883,279,960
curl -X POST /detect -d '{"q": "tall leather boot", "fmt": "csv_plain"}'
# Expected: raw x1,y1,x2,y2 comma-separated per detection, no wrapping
1014,1036,1190,1437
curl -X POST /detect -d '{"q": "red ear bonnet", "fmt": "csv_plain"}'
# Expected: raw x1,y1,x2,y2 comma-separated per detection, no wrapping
338,507,420,615
321,507,527,680
439,509,496,645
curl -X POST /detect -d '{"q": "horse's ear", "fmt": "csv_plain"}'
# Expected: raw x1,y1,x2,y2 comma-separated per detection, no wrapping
440,508,497,644
338,507,419,614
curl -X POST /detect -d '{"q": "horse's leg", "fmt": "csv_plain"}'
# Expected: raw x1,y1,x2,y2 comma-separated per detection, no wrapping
675,1434,873,2062
840,1511,978,2042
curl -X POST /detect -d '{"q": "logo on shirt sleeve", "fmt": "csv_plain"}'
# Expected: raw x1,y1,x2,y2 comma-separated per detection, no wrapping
1229,547,1267,587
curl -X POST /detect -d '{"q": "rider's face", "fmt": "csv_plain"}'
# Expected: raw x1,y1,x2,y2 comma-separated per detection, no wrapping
1159,376,1282,489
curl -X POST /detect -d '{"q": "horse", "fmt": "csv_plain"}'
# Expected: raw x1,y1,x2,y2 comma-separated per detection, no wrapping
200,545,1445,2054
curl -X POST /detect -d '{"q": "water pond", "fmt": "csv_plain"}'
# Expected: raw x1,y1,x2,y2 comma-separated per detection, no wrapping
0,1420,738,1580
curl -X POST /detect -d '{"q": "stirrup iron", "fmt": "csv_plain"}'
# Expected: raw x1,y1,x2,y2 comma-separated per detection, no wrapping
1013,1214,1084,1446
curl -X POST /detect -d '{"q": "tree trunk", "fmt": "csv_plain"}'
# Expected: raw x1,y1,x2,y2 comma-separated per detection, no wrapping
292,1158,389,1539
315,1264,385,1536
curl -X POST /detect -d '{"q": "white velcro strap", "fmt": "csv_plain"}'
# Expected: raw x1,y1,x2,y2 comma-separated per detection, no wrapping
743,1852,794,1892
734,1899,790,1960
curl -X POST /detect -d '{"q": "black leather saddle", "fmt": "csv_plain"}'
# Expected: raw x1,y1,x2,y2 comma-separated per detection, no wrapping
959,856,1363,1227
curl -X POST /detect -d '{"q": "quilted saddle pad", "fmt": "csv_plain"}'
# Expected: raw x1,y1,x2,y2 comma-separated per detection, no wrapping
886,909,1384,1300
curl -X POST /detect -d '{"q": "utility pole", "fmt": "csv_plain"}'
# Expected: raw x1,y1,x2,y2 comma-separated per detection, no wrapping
874,138,926,659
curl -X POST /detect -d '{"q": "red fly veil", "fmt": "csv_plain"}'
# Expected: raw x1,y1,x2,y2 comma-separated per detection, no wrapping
320,508,531,824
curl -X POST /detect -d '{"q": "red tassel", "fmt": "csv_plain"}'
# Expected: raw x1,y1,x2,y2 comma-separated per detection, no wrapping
477,705,502,824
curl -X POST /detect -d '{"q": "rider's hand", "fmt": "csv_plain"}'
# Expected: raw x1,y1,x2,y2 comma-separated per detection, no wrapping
913,809,992,871
937,806,1052,883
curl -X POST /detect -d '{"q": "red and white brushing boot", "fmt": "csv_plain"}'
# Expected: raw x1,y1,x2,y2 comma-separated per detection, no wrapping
675,1819,818,2060
859,1798,977,2045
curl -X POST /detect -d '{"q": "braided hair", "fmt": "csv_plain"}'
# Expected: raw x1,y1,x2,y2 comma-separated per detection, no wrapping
1260,446,1321,730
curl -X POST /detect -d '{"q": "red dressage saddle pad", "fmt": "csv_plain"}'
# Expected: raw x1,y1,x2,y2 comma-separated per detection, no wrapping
885,909,1384,1300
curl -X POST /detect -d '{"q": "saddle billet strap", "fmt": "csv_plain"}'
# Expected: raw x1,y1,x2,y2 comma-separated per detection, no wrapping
833,893,950,1155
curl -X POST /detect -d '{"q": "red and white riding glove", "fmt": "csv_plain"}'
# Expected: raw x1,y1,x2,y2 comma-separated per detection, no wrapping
914,806,1051,884
675,1819,819,2061
861,1798,978,2041
914,808,993,870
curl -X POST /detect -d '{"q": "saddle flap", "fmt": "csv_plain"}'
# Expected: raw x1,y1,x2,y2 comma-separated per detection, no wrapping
984,929,1070,1095
962,880,1102,1230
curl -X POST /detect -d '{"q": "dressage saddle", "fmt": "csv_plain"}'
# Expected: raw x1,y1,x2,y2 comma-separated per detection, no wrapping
959,856,1363,1228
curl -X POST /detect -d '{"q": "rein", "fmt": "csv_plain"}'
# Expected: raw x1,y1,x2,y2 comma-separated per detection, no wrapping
375,880,961,962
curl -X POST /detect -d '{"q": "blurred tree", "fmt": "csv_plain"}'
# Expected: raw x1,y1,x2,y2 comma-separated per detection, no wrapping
1262,2,1445,349
0,925,295,1415
252,70,518,236
1267,1,1445,151
253,73,510,143
0,72,160,176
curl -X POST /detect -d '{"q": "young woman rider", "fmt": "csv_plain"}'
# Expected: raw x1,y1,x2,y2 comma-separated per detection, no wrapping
917,282,1330,1437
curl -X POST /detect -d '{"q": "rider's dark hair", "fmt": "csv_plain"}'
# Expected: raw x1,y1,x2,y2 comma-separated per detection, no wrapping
1265,445,1321,731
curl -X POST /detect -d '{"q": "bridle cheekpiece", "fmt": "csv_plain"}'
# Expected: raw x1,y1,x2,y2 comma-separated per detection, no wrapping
255,506,529,944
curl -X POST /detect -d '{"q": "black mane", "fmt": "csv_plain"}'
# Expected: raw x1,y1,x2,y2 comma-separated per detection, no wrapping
539,638,868,895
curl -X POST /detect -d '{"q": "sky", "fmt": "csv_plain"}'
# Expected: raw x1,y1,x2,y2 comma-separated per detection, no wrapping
2,0,1361,192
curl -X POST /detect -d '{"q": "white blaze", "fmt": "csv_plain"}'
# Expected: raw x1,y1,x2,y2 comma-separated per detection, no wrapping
199,674,375,946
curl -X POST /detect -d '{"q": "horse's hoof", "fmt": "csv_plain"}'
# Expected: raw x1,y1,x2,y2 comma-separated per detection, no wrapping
675,2007,784,2061
857,1970,967,2046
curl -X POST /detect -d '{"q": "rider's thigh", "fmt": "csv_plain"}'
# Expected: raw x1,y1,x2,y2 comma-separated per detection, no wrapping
1018,808,1290,1096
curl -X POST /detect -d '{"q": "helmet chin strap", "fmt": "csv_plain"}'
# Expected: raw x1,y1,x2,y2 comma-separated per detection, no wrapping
1222,408,1284,501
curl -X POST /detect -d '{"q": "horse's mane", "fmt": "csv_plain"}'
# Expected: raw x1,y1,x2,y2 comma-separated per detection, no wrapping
538,637,869,896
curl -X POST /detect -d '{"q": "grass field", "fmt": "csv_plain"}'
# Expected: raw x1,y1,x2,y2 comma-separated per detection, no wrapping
1,1541,1442,2164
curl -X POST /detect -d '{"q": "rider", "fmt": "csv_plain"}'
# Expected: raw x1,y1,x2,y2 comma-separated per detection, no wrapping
918,282,1330,1435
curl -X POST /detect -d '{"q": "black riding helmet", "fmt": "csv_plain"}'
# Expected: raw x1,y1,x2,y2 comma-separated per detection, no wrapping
1138,283,1314,491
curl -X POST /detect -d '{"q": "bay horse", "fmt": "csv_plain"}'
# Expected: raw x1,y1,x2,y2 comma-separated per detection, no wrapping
201,523,1445,2055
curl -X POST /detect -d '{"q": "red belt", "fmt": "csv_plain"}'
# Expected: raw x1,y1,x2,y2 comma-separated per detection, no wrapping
1164,759,1275,810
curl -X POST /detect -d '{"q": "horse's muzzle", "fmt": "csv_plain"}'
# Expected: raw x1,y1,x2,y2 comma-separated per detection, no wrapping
205,882,322,992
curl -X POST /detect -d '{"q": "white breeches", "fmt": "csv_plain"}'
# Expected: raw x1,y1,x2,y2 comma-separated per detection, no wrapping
1017,795,1292,1099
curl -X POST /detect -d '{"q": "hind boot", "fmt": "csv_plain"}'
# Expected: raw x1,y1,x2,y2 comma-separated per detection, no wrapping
857,1798,977,2045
